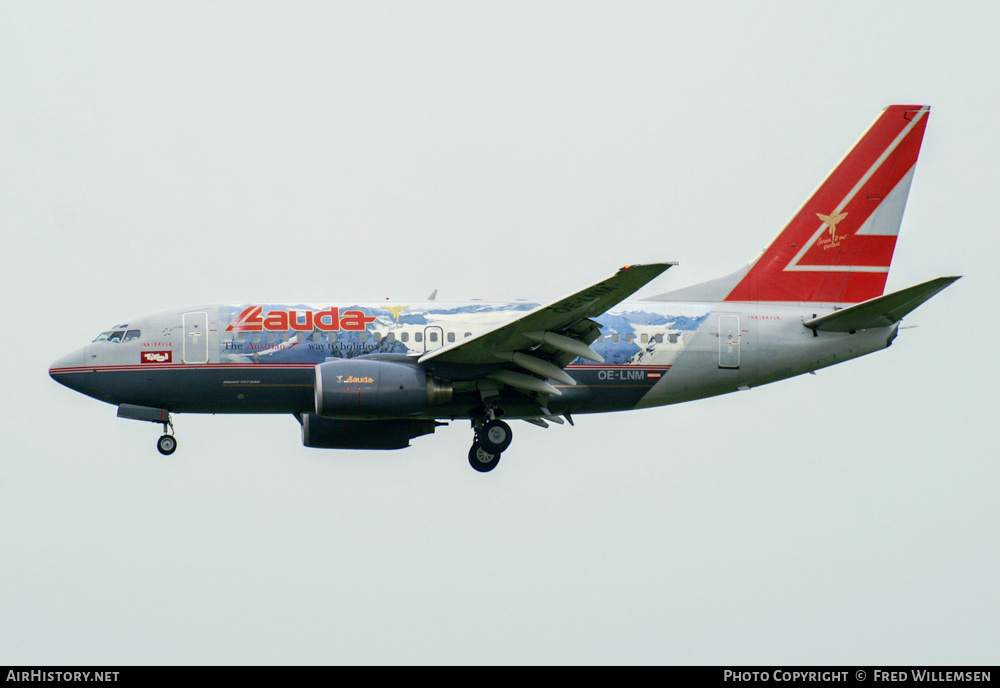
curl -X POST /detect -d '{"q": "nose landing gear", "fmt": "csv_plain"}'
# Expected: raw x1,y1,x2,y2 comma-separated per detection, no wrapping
116,404,178,457
157,431,177,456
156,415,177,455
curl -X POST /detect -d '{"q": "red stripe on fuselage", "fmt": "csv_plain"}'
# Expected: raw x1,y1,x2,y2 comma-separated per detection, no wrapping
51,362,672,374
48,363,319,374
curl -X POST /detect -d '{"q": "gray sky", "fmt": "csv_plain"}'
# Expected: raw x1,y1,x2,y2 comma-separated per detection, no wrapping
2,1,996,664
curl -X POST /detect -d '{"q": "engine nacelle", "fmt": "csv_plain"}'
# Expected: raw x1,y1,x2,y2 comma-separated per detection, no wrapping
314,359,452,418
300,414,441,450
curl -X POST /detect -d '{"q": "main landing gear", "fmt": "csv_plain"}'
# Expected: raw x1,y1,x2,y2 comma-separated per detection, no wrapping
468,417,512,473
468,442,499,472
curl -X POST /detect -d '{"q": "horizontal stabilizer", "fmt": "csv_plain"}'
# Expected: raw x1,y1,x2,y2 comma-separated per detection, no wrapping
804,276,960,332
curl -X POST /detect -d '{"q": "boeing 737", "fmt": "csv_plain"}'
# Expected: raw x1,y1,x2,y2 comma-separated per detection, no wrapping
50,105,959,472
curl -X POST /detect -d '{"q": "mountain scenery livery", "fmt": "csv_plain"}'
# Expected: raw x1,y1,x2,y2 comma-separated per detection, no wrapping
50,105,959,472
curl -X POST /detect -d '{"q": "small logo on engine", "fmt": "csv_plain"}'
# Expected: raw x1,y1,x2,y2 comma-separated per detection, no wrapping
343,376,375,384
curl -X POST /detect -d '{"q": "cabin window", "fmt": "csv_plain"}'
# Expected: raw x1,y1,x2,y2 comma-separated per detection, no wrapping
401,332,409,343
429,331,438,343
611,333,620,344
668,333,679,344
625,333,634,343
655,333,663,344
386,332,395,343
414,332,423,343
640,333,648,344
359,331,368,343
372,332,382,343
464,332,472,338
447,332,455,343
595,334,605,343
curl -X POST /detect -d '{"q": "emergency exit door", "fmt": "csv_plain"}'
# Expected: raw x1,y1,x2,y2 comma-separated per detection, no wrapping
423,326,444,353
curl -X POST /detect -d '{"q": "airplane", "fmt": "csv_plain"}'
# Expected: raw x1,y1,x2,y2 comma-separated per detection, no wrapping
49,104,959,472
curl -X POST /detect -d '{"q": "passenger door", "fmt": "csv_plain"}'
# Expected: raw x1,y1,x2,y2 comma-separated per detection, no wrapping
183,312,208,364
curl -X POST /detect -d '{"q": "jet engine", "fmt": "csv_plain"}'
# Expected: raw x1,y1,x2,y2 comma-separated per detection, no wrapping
314,359,452,418
300,414,442,450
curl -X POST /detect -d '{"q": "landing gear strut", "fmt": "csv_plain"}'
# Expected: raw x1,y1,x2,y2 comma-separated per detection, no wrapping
468,414,512,473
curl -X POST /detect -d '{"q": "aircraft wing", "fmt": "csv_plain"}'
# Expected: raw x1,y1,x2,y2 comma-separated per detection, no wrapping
418,263,675,390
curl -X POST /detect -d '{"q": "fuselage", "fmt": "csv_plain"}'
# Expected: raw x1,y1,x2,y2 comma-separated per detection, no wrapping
48,299,897,420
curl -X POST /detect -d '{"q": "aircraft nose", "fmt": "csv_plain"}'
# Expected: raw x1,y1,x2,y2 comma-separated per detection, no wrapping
49,348,85,381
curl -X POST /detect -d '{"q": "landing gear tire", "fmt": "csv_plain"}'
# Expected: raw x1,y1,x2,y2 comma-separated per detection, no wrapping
468,443,500,473
480,419,513,454
157,434,177,456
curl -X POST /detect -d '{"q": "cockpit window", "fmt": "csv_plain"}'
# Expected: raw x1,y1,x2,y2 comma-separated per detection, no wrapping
94,329,141,343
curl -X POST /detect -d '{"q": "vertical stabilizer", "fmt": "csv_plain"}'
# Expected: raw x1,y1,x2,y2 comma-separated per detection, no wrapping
726,105,929,303
651,105,930,304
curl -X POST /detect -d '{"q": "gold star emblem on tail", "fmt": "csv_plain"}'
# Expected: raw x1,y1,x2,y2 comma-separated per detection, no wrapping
816,211,848,242
385,305,410,323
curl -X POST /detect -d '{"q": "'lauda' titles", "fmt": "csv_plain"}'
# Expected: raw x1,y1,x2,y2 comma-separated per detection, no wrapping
226,306,377,332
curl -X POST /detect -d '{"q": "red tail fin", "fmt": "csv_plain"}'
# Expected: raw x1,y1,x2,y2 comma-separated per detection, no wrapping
724,105,930,304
